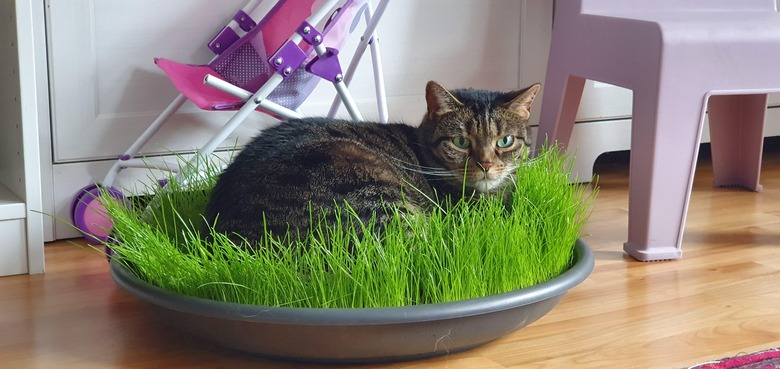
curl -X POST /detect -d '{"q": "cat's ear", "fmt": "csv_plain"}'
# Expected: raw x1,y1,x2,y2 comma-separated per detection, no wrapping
504,83,541,116
425,81,462,120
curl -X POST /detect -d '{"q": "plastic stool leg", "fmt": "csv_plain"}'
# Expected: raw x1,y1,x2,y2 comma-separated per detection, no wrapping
623,85,707,261
707,93,767,191
536,73,586,151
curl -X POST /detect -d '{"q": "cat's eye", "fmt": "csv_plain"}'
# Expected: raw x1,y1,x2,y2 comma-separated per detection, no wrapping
452,136,471,149
497,135,515,148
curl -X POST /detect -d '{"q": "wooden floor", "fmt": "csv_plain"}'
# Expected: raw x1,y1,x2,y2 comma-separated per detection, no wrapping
4,143,780,369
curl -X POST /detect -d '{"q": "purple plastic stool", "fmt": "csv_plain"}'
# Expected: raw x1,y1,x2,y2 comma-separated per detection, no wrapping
537,0,780,261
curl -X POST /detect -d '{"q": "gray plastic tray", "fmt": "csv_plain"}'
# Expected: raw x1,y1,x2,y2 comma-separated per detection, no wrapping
111,239,594,363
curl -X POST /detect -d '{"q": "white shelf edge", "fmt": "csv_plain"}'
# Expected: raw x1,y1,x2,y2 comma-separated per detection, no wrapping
0,183,25,221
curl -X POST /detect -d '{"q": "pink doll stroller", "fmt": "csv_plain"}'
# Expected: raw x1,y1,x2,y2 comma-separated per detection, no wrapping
71,0,390,244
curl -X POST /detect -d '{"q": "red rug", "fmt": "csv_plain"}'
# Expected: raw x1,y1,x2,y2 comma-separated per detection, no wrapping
689,348,780,369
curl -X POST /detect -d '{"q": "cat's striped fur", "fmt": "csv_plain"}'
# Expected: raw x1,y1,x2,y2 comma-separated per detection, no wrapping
204,81,541,245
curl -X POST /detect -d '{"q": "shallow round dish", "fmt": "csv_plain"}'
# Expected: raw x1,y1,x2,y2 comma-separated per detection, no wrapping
111,239,594,363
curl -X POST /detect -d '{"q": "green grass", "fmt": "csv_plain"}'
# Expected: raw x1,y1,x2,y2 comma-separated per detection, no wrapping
100,146,596,308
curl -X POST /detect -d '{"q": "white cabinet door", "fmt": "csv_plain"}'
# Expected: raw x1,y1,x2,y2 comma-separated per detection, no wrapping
46,0,274,164
46,0,528,165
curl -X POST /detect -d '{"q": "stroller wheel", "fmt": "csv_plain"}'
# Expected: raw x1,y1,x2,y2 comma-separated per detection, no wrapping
71,184,125,248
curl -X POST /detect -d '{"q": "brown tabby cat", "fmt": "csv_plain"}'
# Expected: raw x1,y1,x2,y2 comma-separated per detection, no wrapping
204,81,541,245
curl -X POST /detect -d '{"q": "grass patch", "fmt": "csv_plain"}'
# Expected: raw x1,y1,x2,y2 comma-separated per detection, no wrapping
100,146,596,308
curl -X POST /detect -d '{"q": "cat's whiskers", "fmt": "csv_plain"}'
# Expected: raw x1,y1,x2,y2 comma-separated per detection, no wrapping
389,158,461,179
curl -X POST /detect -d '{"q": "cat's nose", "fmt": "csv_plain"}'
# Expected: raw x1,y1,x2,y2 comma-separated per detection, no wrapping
478,161,493,172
